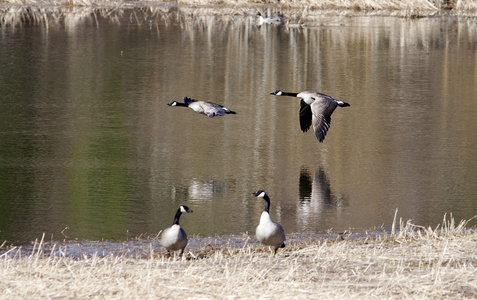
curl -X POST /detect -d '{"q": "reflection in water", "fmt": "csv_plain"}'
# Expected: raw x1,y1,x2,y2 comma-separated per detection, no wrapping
188,179,215,200
170,179,233,202
297,167,346,230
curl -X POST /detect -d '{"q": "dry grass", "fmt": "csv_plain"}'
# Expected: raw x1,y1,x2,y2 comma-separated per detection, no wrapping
0,0,477,18
1,214,476,299
1,0,476,28
175,0,477,14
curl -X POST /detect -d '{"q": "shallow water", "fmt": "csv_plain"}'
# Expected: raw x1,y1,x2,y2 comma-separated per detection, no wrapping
0,7,476,245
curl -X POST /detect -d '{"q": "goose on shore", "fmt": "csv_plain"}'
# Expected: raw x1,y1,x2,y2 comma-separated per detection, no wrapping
251,190,286,255
158,205,193,256
270,90,350,143
167,97,236,118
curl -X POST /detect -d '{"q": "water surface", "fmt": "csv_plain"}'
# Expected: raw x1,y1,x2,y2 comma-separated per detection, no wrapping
0,8,476,244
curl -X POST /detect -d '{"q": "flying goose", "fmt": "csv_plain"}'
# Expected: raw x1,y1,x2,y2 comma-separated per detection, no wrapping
251,190,286,255
270,90,350,143
167,97,236,118
158,205,193,256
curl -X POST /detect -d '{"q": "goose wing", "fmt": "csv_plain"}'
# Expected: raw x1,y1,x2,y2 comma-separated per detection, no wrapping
183,97,198,105
201,101,228,118
276,222,286,243
299,100,312,132
311,96,338,143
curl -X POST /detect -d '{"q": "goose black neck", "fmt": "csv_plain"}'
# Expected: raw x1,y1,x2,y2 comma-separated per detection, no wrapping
280,92,299,97
176,102,189,107
263,194,271,213
172,209,183,225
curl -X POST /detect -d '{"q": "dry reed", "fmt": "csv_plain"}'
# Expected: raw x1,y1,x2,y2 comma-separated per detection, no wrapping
1,214,476,299
1,0,477,20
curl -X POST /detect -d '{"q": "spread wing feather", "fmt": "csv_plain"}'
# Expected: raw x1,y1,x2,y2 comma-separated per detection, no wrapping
311,99,338,143
299,100,312,132
202,102,228,118
183,97,198,105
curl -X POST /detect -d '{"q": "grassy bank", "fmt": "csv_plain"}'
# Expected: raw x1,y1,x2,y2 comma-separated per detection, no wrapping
1,0,477,17
1,215,476,299
1,0,477,11
1,0,476,28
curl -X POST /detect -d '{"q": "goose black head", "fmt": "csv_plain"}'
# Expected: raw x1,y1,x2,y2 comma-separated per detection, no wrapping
167,101,178,106
180,205,193,213
270,90,283,96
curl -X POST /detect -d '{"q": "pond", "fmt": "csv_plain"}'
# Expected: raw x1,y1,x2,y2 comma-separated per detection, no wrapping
0,6,476,245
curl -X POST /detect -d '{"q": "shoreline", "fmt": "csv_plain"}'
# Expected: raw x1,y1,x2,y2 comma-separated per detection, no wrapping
1,0,477,21
0,230,377,259
1,216,476,298
1,215,474,258
2,2,476,31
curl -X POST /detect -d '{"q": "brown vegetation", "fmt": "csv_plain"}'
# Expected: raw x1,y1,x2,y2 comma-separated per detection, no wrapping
0,0,477,20
1,214,476,298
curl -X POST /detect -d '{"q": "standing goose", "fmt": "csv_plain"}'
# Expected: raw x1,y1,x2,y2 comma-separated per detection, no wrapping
270,90,350,143
158,205,193,256
251,190,286,255
167,97,236,118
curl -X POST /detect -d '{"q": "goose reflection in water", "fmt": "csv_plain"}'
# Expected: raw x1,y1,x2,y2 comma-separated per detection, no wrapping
170,179,231,201
297,167,347,227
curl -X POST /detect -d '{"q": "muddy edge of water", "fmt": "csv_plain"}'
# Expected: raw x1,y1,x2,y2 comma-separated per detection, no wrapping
0,230,389,259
